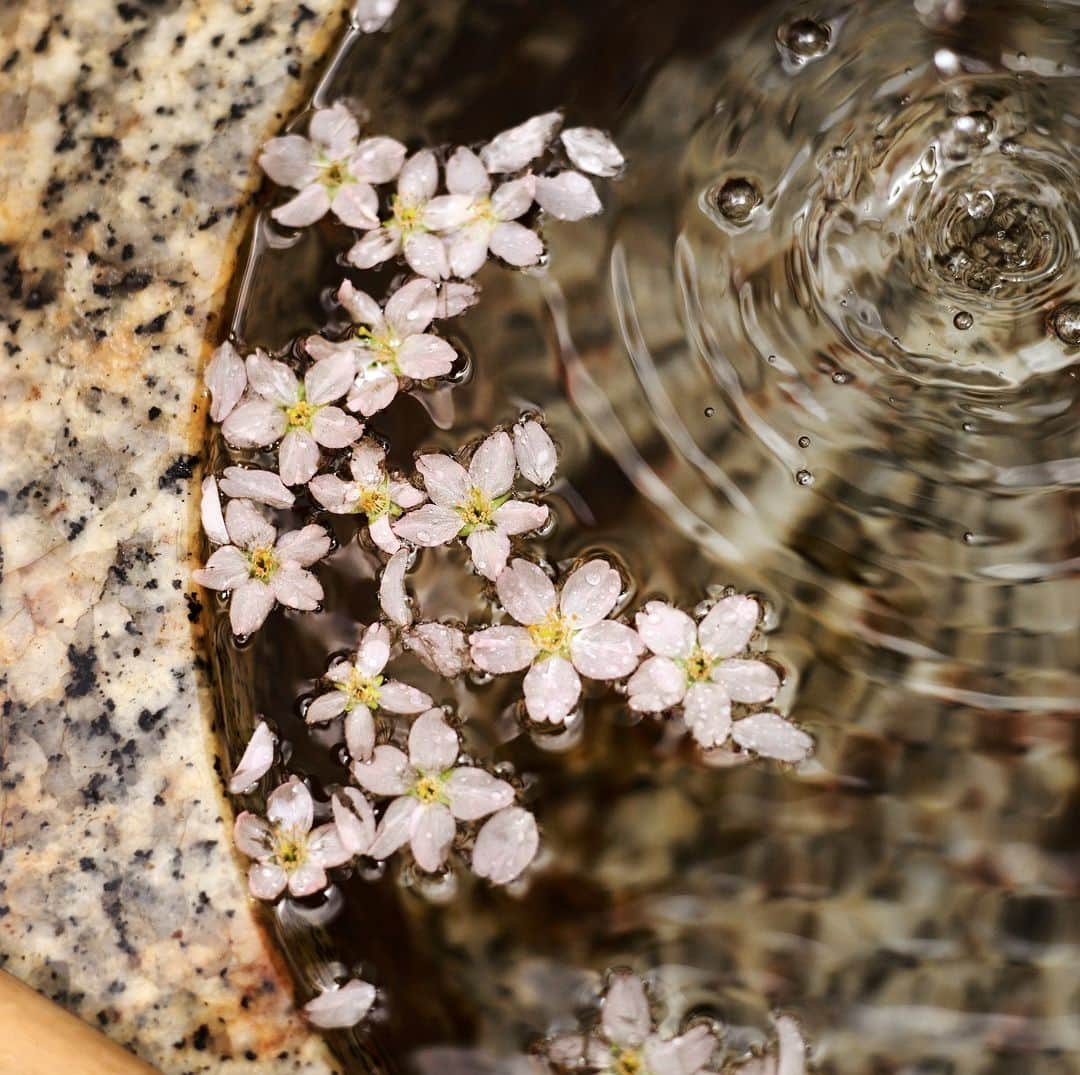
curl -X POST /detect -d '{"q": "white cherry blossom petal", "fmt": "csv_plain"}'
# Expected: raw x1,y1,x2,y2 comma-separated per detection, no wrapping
347,227,401,270
644,1027,716,1075
219,466,295,509
570,620,644,680
397,334,456,379
312,406,363,449
229,579,276,636
275,524,332,566
234,812,273,858
446,146,491,196
492,499,548,536
535,171,602,220
492,175,536,220
627,656,687,713
248,863,288,900
337,280,383,327
602,974,651,1049
247,349,299,402
305,348,358,404
229,721,276,794
512,419,557,485
259,134,319,187
416,453,471,505
393,504,462,546
469,625,536,673
403,231,450,279
288,861,328,897
225,498,276,549
390,478,426,510
305,334,362,364
332,182,379,229
398,149,439,202
560,559,621,626
368,794,420,859
270,564,323,611
731,712,813,763
423,193,475,232
279,428,320,486
348,367,399,415
308,474,355,513
635,602,697,659
304,979,376,1029
435,280,479,318
206,341,247,422
489,221,544,266
683,681,732,749
472,807,539,885
712,658,780,703
200,476,229,546
309,102,359,158
523,656,581,723
469,431,515,498
384,276,437,335
446,224,491,278
480,111,562,173
467,528,511,581
348,440,387,484
309,822,350,868
356,623,391,674
380,680,433,714
408,708,459,772
305,690,348,725
560,126,625,177
379,547,412,626
403,623,470,677
409,801,455,872
345,707,375,761
445,768,514,821
350,135,406,183
273,183,332,227
775,1015,807,1075
353,744,411,796
698,594,760,658
368,513,400,553
194,545,248,591
497,558,557,625
267,777,314,831
222,399,285,449
333,789,377,856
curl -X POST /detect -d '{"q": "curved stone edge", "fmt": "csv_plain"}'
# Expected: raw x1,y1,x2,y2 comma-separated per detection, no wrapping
0,1,351,1071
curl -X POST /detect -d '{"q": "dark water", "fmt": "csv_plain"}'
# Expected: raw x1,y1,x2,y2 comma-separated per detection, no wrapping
208,1,1080,1072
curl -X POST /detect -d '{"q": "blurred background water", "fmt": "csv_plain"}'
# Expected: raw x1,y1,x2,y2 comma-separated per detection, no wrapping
209,0,1080,1071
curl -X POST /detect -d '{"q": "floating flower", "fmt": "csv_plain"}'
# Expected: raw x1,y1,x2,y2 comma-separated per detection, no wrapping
305,623,432,761
628,595,808,759
512,417,557,486
472,806,539,885
304,978,377,1029
432,147,542,277
393,431,549,581
480,111,563,174
309,440,425,552
346,150,456,278
222,350,362,486
193,500,331,637
205,340,246,422
259,101,406,228
352,709,516,873
234,778,349,900
470,558,644,723
229,719,276,794
560,127,625,178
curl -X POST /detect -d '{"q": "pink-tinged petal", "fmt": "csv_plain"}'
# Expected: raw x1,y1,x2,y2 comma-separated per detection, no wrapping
492,175,536,220
194,545,248,591
731,712,812,763
446,146,491,196
535,171,602,220
367,794,420,858
496,558,557,625
357,622,391,674
470,625,537,674
349,440,387,484
312,406,363,449
472,807,539,884
559,559,621,626
234,812,274,858
348,367,399,416
560,127,625,177
309,822,351,868
200,476,230,546
247,349,299,403
384,276,438,336
683,681,732,749
627,656,686,713
602,974,651,1049
206,340,247,422
512,419,557,485
267,777,314,832
644,1030,714,1075
398,149,438,202
570,620,644,680
306,690,348,725
309,473,356,513
404,232,449,280
309,101,358,159
273,183,332,227
408,708,459,772
390,479,426,510
332,181,379,229
409,802,456,872
337,280,383,328
249,863,288,900
489,221,543,266
345,707,375,761
380,680,433,714
379,548,412,626
423,193,475,232
270,564,323,611
304,979,376,1029
305,348,358,405
446,224,491,279
672,1024,720,1075
397,334,456,379
546,1035,591,1067
698,594,760,658
288,861,328,897
775,1015,807,1075
445,768,514,821
480,111,562,173
229,721,276,794
404,623,470,677
523,656,581,723
469,431,515,498
635,601,696,659
368,513,400,553
467,528,511,581
493,499,548,536
225,498,277,549
333,789,377,856
220,466,295,509
275,523,332,566
305,334,362,364
229,580,276,636
222,399,285,449
353,744,411,796
347,227,401,270
393,504,462,546
259,134,319,187
415,454,470,506
435,280,479,319
713,658,779,703
350,135,406,183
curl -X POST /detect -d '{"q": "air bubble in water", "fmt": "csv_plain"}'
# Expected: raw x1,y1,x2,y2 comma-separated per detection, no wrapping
712,177,761,223
704,406,715,417
795,469,814,486
777,17,831,63
966,190,995,219
1049,302,1080,345
953,311,974,330
797,435,811,448
954,111,994,147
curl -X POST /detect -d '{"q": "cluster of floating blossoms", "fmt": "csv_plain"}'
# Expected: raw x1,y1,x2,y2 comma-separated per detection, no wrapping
197,103,812,1030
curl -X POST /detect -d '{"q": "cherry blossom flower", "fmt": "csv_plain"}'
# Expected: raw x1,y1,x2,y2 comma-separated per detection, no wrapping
628,595,809,760
430,147,541,277
206,340,246,422
309,440,425,553
480,111,563,174
346,150,456,278
352,709,515,872
512,417,557,486
234,778,349,900
229,720,276,794
304,978,377,1029
307,278,458,417
560,127,625,178
305,623,432,762
393,431,549,581
472,806,539,885
470,558,644,724
259,101,406,228
546,972,719,1075
222,350,362,486
193,499,330,637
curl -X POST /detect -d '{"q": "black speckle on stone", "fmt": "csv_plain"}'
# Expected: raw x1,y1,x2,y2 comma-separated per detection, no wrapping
92,269,151,298
78,857,96,872
33,28,50,54
67,515,86,540
184,591,203,623
116,2,143,21
148,406,161,420
2,51,19,73
66,644,97,698
90,135,120,170
193,1024,210,1051
291,4,316,32
137,706,167,732
158,453,197,490
135,312,168,335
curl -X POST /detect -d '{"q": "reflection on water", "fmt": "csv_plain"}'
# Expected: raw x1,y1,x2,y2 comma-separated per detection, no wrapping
209,0,1080,1072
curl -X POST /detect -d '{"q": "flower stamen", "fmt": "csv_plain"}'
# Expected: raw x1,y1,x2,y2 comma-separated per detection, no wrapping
247,546,279,582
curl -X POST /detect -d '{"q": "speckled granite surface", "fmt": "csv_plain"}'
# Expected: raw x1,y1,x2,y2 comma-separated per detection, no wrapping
0,2,349,1070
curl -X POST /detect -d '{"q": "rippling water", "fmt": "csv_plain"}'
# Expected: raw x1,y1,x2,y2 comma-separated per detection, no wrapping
209,1,1080,1071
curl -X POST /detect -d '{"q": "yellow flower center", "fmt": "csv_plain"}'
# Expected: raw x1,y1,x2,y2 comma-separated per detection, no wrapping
683,647,714,683
341,668,383,710
248,546,279,582
391,194,425,234
357,485,391,520
413,774,446,805
285,398,318,430
356,327,401,367
528,611,575,658
612,1049,646,1075
458,486,494,532
275,833,307,870
473,195,497,224
319,157,353,193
